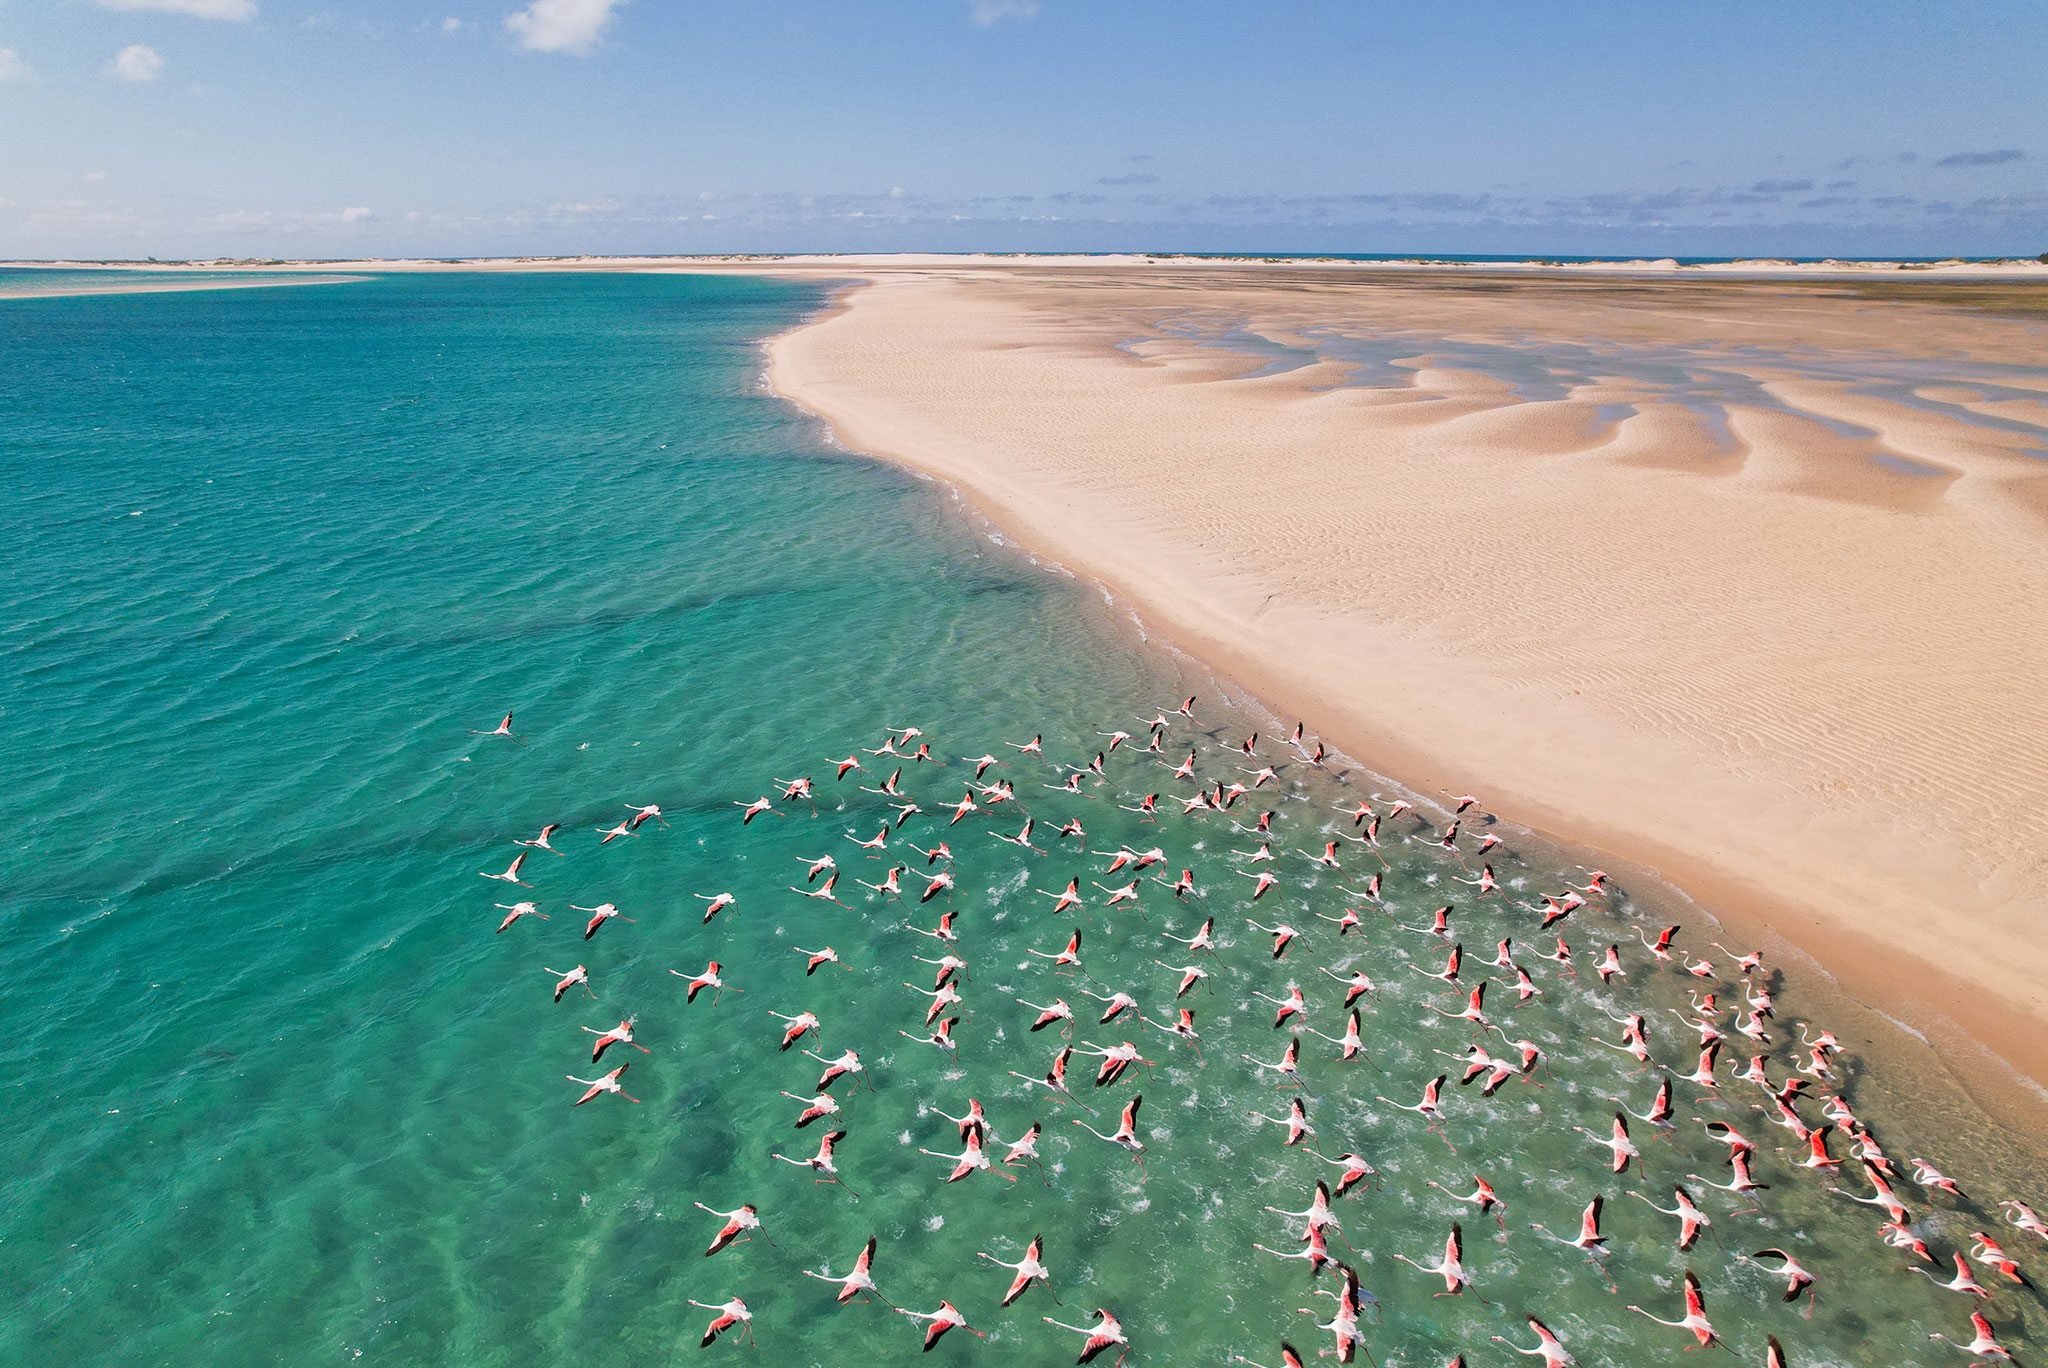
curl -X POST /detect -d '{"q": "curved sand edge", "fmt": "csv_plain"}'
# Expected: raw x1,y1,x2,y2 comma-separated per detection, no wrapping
761,268,2048,1131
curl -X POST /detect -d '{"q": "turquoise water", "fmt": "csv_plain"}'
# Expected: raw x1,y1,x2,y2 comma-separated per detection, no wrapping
4,273,2044,1368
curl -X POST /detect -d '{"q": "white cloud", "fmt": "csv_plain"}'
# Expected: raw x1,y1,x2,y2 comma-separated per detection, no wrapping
93,0,256,19
969,0,1039,25
108,45,165,82
85,170,110,182
0,49,32,84
505,0,624,55
340,206,374,222
442,16,463,31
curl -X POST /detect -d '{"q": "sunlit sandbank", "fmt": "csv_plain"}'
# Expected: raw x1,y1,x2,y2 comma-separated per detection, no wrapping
730,258,2048,1127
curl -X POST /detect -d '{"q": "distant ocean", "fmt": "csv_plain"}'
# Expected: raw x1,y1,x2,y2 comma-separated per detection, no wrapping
1,272,2030,1367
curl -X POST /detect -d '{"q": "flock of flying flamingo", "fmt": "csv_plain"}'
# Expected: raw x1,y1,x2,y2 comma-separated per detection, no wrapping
471,703,2045,1364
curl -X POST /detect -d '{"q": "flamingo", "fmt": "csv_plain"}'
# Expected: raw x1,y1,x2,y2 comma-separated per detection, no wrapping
1044,1309,1129,1366
781,1090,840,1128
1009,1045,1083,1103
734,797,779,825
582,1017,649,1063
567,1064,638,1106
479,853,530,887
513,823,565,854
858,865,906,898
572,902,633,940
1309,1149,1378,1198
978,1235,1055,1306
896,1302,984,1352
804,1048,867,1092
1572,1112,1638,1173
1156,961,1210,998
1376,1074,1449,1135
994,1121,1045,1179
1247,919,1297,958
1020,997,1076,1033
898,1017,959,1054
1029,930,1087,975
1427,1175,1504,1230
1928,1311,2016,1361
1628,1270,1718,1349
1244,1038,1304,1088
470,712,520,740
1968,1232,2033,1286
494,901,547,933
1320,967,1378,1007
1256,984,1308,1029
1629,1185,1712,1251
1266,1179,1345,1237
1294,1263,1368,1365
1526,1195,1612,1290
1249,1097,1316,1147
768,1010,819,1052
689,1296,753,1347
2000,1200,2048,1243
1073,1093,1146,1168
544,964,592,1002
671,961,736,1004
1303,1006,1370,1062
1748,1248,1817,1306
773,1129,854,1192
791,872,847,906
1493,1315,1575,1367
795,945,846,976
805,1234,885,1303
1394,1223,1481,1298
693,1202,763,1256
1685,1152,1769,1214
1073,1040,1152,1088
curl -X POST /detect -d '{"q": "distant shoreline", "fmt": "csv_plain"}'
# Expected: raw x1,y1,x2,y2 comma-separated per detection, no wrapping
5,251,2047,279
0,273,366,301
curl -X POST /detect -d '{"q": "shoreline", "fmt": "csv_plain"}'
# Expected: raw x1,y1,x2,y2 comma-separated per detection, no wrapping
6,251,2048,279
758,265,2048,1139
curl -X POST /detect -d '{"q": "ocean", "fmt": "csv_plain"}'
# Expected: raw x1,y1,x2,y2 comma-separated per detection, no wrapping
3,271,2040,1367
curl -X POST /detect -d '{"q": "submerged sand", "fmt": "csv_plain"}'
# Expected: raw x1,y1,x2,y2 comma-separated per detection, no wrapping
740,261,2048,1112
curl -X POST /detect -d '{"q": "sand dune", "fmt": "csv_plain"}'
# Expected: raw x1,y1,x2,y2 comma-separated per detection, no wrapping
759,263,2048,1104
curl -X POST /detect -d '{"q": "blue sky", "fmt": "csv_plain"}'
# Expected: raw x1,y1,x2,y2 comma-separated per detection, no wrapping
1,0,2043,259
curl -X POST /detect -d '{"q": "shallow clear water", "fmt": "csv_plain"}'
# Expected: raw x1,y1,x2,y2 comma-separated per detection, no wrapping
4,274,2044,1368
